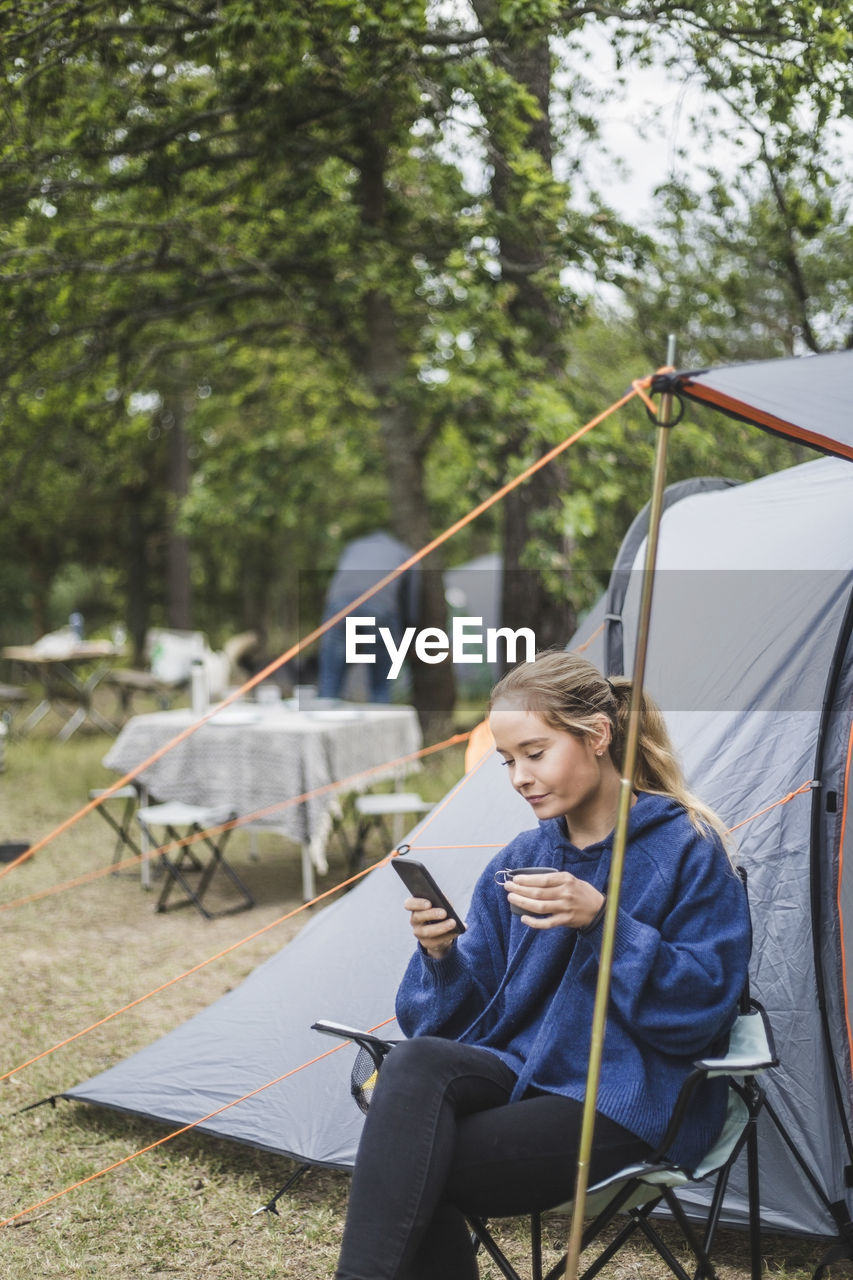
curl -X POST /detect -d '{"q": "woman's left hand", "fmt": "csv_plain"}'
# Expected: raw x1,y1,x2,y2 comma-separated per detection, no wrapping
505,871,604,930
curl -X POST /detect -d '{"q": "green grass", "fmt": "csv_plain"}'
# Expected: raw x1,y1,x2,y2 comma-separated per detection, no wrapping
0,722,833,1279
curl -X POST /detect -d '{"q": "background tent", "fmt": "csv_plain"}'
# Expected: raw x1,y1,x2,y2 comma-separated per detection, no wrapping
445,553,503,694
67,352,853,1246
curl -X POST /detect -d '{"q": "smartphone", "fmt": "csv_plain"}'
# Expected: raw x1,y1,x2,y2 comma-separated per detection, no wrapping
392,857,467,935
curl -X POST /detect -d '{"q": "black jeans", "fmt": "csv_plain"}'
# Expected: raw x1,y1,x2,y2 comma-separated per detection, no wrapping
334,1037,652,1280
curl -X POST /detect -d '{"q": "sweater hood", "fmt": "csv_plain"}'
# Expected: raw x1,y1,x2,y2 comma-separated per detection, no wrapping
539,791,687,861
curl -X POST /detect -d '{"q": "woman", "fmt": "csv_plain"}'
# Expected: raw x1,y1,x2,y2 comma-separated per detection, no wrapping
334,651,751,1280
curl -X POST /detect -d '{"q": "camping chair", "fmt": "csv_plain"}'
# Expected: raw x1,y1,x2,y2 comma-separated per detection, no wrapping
136,799,253,918
105,628,207,720
311,999,777,1280
221,630,260,686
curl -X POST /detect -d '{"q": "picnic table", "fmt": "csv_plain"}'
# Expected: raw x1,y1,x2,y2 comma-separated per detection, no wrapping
2,640,122,741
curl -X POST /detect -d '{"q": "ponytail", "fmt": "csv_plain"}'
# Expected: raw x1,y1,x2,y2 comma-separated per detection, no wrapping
607,678,732,850
490,651,732,854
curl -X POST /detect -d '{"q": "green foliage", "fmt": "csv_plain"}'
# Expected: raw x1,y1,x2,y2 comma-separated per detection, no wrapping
0,0,850,648
630,150,852,363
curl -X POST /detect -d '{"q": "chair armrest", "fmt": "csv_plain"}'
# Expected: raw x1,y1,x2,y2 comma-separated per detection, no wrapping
694,1051,777,1076
696,1005,778,1076
311,1020,397,1055
650,1003,777,1163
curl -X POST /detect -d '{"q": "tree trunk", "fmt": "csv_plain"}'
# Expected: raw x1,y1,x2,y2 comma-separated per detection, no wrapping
356,119,456,740
162,392,193,630
25,541,54,637
124,484,150,664
473,6,576,655
501,481,576,668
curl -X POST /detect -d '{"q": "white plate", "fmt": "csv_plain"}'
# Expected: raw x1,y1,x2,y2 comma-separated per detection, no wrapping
306,708,362,721
207,709,263,727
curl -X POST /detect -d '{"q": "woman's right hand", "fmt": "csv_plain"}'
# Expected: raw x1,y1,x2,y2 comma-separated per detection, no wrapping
404,896,458,960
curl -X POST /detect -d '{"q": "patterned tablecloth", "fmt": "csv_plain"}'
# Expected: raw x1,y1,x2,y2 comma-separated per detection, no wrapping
102,701,423,878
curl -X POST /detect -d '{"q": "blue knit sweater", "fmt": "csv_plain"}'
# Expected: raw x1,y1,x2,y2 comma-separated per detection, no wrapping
395,792,751,1170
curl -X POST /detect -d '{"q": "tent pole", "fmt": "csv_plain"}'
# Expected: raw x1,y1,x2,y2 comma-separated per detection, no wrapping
563,336,678,1280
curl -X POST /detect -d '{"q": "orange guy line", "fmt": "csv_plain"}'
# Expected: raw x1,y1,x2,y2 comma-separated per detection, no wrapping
0,731,470,913
1,1016,398,1230
0,384,637,879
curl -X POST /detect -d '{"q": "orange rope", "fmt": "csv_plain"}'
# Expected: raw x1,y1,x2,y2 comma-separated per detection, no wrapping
407,843,504,850
0,731,471,914
0,1015,398,1231
630,366,673,418
397,735,496,848
0,383,637,881
407,774,815,853
631,373,659,416
0,856,394,1084
1,733,471,1080
2,776,817,1222
573,620,605,654
727,779,814,832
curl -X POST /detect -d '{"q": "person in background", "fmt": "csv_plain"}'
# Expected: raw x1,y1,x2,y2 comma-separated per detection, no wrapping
318,531,419,703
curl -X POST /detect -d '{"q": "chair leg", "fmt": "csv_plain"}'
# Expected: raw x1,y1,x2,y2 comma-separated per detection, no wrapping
252,1163,311,1216
745,1117,762,1280
531,1210,543,1280
152,822,253,918
553,1195,661,1280
324,796,365,874
633,1205,703,1280
466,1216,525,1280
198,827,255,913
572,1213,646,1280
659,1188,721,1280
115,792,141,864
155,829,209,917
90,789,142,868
686,1148,741,1280
350,814,377,873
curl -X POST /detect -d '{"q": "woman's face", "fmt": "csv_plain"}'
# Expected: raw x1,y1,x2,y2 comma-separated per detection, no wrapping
489,699,610,825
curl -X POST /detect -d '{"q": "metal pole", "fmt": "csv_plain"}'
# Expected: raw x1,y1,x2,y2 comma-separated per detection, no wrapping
563,336,678,1280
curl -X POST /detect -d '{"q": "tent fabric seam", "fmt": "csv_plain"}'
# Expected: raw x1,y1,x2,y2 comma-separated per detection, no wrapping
810,582,853,1167
836,717,853,1118
676,379,853,464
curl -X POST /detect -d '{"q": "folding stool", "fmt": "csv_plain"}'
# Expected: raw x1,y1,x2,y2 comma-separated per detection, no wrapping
136,800,253,918
89,784,143,870
349,792,432,868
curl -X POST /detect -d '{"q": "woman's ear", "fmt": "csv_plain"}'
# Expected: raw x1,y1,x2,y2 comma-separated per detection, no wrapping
591,715,611,758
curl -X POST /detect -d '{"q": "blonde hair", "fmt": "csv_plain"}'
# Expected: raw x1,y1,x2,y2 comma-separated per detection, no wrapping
489,650,731,851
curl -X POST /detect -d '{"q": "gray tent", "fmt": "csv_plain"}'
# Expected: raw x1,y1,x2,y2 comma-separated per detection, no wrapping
445,552,503,693
67,352,853,1246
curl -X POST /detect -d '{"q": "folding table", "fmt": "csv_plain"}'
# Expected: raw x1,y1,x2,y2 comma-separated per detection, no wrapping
102,700,423,900
3,641,121,741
